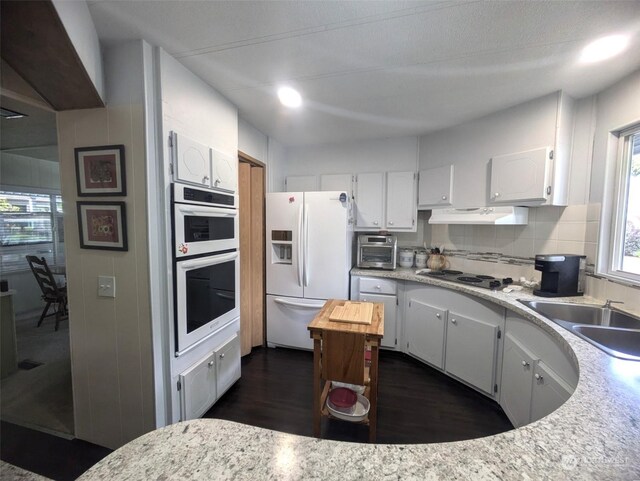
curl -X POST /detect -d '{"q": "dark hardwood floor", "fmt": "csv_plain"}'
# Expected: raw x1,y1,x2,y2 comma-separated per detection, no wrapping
1,346,513,480
0,421,111,481
204,347,513,444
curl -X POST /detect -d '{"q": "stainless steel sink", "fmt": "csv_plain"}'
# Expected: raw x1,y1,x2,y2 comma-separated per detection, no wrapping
518,299,640,361
572,325,640,361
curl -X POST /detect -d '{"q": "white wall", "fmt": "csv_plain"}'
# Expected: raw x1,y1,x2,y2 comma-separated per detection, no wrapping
238,117,268,162
0,152,60,192
51,0,104,101
267,137,287,193
590,69,640,203
57,40,155,449
419,93,560,208
156,48,240,424
284,136,419,181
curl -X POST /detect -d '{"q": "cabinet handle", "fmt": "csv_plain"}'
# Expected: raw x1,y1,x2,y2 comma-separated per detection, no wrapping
535,373,543,381
214,178,221,186
522,360,530,367
494,192,500,198
388,221,394,225
220,353,225,359
373,221,379,225
376,285,381,290
436,313,441,318
208,360,214,367
203,175,210,184
451,318,457,324
441,195,447,200
362,298,368,302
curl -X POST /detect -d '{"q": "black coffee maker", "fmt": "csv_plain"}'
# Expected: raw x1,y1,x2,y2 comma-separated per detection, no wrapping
533,254,586,297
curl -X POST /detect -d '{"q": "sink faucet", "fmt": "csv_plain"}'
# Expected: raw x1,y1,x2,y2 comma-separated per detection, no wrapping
603,299,624,309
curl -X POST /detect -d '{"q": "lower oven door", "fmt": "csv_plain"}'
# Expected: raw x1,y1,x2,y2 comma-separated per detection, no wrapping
175,250,239,355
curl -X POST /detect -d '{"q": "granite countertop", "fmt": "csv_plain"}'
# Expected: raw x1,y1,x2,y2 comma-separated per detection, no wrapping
81,269,640,480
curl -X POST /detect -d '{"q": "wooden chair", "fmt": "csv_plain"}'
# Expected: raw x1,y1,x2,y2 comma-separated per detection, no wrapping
25,255,68,331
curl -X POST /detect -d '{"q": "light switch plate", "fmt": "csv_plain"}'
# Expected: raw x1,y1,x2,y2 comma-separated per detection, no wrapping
98,276,116,298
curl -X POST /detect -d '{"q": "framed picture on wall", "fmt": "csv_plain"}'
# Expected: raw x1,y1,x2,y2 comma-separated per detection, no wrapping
75,145,126,196
77,201,128,251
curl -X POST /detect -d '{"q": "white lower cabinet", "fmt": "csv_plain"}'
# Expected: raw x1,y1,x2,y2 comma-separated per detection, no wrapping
500,312,578,427
405,298,446,368
215,334,242,398
501,332,538,427
530,361,573,422
445,312,499,396
352,276,398,349
180,333,241,421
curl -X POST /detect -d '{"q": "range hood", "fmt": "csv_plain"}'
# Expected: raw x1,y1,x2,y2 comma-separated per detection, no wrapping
428,206,528,225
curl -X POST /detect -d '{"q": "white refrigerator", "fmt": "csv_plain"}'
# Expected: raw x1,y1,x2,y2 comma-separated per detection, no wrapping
266,191,353,350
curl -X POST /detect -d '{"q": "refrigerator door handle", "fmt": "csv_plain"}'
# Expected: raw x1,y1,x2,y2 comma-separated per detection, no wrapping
273,298,325,309
304,204,309,287
297,204,304,287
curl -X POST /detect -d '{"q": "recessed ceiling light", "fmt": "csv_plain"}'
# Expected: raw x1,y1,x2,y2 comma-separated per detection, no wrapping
580,35,629,64
277,86,302,108
0,107,27,119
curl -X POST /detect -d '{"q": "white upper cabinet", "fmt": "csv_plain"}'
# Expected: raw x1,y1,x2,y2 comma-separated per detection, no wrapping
489,147,552,204
171,131,237,193
320,173,353,194
285,175,317,192
386,171,416,229
418,91,575,208
354,172,385,229
211,149,238,193
418,165,454,208
355,171,416,231
172,132,212,187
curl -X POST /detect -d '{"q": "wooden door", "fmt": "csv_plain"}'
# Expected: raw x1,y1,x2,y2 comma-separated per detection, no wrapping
239,156,265,356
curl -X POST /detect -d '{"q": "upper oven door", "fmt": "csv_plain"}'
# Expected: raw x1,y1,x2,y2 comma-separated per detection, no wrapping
174,203,238,258
175,251,239,354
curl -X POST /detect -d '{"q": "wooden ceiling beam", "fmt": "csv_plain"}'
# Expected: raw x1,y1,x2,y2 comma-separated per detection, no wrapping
1,0,104,111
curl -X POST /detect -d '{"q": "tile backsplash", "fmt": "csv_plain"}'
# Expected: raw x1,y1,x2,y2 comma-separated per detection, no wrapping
426,203,640,314
430,204,601,264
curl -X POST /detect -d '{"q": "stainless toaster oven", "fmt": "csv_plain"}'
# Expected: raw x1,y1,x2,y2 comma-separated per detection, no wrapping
357,235,397,270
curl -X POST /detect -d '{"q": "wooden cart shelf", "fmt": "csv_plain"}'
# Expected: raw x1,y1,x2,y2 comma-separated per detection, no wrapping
307,299,384,442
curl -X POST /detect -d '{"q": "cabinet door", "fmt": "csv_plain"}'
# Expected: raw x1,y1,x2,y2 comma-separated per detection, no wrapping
418,165,453,208
490,147,551,203
386,171,416,230
354,172,385,229
360,293,397,349
285,175,317,192
405,298,446,369
445,312,498,395
501,332,537,427
320,174,352,194
180,352,217,421
214,334,241,398
531,361,572,423
172,132,212,187
211,149,238,193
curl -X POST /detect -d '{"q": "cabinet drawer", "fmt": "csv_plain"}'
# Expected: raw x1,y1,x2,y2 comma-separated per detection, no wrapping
359,277,396,295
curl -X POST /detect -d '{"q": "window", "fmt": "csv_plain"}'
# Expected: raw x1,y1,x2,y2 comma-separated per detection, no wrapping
606,125,640,283
0,191,64,272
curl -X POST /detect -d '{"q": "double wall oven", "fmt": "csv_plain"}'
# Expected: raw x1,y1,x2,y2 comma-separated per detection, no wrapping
172,183,239,355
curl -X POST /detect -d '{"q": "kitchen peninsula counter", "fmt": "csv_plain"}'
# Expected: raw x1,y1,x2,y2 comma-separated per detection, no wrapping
81,270,640,480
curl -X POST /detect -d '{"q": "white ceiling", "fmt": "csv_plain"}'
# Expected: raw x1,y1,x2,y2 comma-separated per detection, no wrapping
88,0,640,147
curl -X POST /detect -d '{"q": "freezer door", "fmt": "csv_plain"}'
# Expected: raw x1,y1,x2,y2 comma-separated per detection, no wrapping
266,192,304,297
303,191,352,300
266,295,325,350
